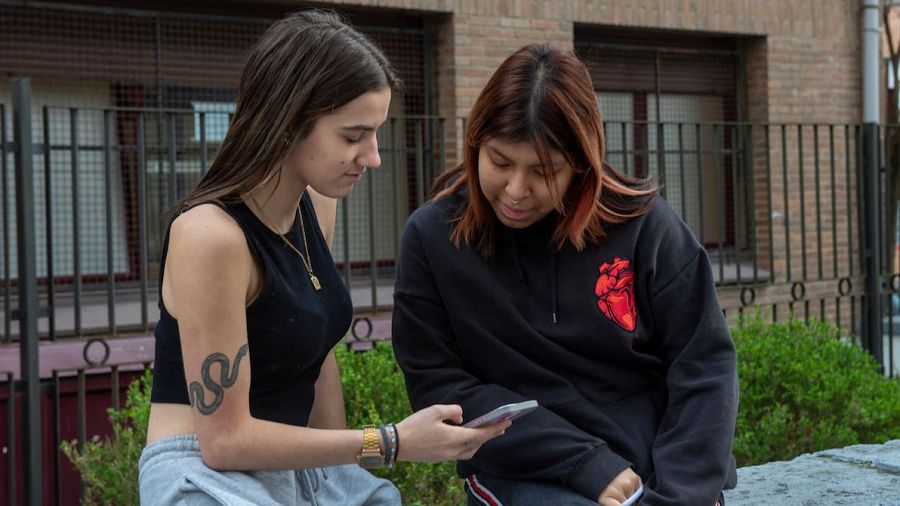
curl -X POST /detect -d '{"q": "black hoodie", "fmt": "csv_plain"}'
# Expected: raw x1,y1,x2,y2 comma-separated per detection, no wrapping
392,192,738,505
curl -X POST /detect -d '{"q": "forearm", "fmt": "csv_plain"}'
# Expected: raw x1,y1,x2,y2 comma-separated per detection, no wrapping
394,324,628,497
645,360,737,504
307,350,347,429
644,250,739,503
462,407,631,496
422,374,631,499
199,417,365,470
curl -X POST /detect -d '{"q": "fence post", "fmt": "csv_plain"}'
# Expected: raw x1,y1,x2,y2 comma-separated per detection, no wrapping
12,78,42,505
863,123,884,371
862,0,884,371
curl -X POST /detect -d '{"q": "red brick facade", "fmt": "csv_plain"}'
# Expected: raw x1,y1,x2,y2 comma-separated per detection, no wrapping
313,0,862,124
0,0,872,331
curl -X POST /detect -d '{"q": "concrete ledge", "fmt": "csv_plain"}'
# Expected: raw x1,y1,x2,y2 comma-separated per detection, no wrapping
726,440,900,505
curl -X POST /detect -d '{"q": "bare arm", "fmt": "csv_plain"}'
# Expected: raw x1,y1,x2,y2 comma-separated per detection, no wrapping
307,350,347,429
306,188,347,429
165,204,506,471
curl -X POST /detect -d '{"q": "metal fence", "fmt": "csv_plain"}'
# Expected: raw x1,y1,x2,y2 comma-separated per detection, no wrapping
0,370,15,506
0,359,149,506
602,121,865,311
0,101,459,342
1,100,897,362
49,362,150,504
1,88,897,359
2,109,885,340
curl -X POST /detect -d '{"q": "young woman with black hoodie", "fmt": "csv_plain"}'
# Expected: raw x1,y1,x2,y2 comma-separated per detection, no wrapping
391,43,738,506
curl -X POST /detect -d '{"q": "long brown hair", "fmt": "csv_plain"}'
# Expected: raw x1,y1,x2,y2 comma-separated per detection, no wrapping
178,10,399,208
432,43,656,257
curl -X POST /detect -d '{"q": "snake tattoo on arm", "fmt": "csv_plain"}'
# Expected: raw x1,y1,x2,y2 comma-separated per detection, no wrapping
188,344,249,415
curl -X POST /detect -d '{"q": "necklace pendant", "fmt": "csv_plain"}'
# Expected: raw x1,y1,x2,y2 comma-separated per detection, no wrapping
309,274,322,291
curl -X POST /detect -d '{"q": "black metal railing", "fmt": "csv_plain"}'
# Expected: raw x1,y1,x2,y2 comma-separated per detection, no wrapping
3,93,897,373
1,103,10,343
51,360,150,505
0,370,16,506
1,102,462,342
3,86,899,505
3,105,897,353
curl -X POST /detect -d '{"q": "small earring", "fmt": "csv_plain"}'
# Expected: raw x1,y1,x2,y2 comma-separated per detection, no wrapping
511,198,520,204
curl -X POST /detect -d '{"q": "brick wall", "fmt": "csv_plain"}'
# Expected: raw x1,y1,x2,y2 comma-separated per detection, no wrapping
10,0,866,328
315,0,861,126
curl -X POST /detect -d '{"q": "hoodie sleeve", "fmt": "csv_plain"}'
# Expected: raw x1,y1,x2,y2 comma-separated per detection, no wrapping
391,215,632,501
641,246,739,506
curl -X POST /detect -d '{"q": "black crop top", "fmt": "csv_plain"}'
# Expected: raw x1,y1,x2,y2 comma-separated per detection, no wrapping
150,193,353,427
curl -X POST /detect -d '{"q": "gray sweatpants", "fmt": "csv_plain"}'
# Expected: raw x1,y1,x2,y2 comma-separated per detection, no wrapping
138,434,401,505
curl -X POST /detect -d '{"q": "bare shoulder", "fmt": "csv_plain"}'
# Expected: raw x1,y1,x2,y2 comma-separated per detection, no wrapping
166,204,254,287
169,203,248,257
164,203,254,317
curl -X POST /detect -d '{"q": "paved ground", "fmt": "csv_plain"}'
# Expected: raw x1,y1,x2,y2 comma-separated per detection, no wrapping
726,440,900,505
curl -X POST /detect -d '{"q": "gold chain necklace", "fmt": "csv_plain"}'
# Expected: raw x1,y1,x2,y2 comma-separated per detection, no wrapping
252,198,322,291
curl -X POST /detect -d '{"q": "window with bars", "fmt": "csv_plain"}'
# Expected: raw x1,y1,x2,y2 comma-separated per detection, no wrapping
576,25,745,251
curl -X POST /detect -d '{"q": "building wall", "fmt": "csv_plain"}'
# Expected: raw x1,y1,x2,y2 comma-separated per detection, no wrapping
0,0,869,332
313,0,866,326
315,0,861,125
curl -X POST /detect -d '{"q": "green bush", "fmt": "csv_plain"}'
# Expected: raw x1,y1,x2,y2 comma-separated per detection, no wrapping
61,368,152,506
732,315,900,466
335,343,464,506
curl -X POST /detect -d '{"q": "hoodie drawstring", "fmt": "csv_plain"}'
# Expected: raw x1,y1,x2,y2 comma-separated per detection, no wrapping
550,252,559,324
508,228,559,324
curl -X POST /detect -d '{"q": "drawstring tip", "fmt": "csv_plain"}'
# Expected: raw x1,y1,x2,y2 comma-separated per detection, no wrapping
552,312,558,324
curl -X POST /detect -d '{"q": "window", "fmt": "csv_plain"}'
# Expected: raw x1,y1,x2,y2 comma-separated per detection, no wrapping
192,101,235,143
578,25,744,250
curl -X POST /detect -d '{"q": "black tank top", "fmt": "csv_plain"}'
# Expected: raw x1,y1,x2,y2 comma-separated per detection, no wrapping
150,193,353,427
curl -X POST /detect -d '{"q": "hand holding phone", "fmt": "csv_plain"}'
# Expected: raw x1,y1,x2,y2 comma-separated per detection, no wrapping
463,400,538,428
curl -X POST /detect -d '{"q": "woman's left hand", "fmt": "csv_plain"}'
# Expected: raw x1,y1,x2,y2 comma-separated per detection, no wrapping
597,467,641,505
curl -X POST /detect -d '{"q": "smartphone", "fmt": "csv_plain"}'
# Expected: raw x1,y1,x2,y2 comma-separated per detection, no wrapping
621,484,644,506
463,400,539,428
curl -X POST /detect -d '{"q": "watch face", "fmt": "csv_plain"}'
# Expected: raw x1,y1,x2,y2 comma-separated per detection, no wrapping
359,455,383,468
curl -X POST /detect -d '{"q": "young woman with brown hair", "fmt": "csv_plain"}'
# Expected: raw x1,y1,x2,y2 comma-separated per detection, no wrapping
139,10,508,505
392,43,738,506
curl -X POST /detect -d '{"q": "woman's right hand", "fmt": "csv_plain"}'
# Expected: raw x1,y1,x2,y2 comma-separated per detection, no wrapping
598,467,642,506
394,404,511,462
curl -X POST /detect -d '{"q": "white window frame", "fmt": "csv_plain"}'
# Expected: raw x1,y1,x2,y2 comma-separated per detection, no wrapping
192,101,235,142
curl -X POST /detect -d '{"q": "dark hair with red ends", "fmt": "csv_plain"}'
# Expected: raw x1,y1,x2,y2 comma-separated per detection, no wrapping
432,43,657,257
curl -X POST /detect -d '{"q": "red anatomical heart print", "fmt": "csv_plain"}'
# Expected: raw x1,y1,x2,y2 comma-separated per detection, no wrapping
595,257,637,332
